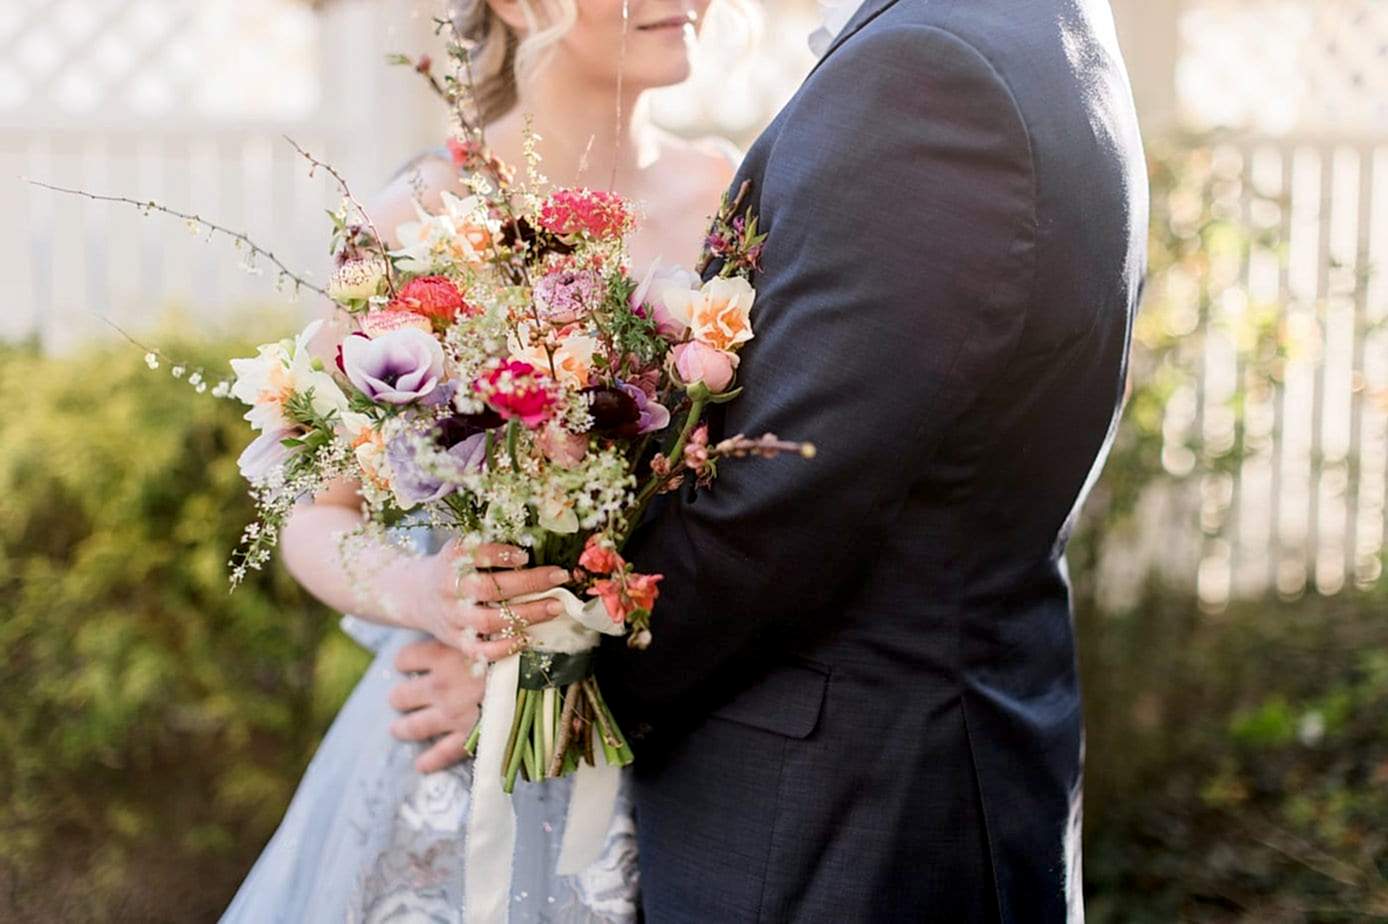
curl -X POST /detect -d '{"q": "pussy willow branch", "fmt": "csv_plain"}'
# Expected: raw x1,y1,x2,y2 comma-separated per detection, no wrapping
26,179,328,298
282,136,397,298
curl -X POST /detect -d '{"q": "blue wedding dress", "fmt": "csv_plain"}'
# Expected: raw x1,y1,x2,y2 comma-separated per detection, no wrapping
221,528,639,923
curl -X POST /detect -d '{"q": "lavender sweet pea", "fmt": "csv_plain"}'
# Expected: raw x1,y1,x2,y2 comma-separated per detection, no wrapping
238,427,295,485
387,427,489,508
341,328,446,405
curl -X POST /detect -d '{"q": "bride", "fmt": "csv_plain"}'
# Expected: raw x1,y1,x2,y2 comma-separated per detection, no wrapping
221,1,738,920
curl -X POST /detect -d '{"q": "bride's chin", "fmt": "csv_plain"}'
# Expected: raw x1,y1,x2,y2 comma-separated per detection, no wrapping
617,57,694,92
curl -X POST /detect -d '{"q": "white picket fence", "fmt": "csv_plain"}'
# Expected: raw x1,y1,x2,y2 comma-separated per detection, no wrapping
3,0,1386,600
0,0,446,349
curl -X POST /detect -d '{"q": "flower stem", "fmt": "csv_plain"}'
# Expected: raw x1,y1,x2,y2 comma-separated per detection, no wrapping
524,710,541,782
663,397,708,481
506,418,522,472
547,682,583,778
588,679,634,765
540,687,556,770
504,690,537,793
500,689,525,764
582,678,631,766
620,396,707,544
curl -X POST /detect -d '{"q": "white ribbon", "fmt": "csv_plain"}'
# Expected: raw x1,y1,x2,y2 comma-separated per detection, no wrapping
463,587,624,924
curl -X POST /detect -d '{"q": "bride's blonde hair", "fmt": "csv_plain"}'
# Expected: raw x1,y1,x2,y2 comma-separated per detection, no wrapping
450,0,578,124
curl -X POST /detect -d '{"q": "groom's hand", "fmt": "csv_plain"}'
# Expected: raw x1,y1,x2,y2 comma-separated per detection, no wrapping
389,639,486,774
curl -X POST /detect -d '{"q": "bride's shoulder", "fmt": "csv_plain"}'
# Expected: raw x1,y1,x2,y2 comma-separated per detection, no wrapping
648,129,741,199
367,148,473,247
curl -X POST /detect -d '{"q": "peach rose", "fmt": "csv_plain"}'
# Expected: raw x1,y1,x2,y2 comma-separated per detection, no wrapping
537,424,588,469
689,276,755,352
672,341,738,393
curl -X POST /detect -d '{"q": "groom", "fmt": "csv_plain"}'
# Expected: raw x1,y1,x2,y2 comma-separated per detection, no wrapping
396,0,1147,919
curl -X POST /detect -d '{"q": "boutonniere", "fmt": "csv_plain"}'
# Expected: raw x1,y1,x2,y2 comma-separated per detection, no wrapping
696,179,767,280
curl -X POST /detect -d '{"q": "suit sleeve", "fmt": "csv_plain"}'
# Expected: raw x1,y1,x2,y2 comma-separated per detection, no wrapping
603,25,1038,722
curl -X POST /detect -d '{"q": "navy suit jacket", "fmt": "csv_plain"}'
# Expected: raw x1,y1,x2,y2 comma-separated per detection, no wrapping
601,1,1147,920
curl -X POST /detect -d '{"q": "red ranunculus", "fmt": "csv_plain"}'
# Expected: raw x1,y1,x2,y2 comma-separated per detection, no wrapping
389,275,472,323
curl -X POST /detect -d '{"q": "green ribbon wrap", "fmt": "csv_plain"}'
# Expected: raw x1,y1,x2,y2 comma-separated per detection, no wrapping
518,649,595,690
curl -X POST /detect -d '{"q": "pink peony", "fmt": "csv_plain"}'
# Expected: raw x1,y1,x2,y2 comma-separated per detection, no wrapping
672,341,738,393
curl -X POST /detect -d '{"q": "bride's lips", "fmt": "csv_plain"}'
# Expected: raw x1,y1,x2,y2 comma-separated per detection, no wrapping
636,14,695,32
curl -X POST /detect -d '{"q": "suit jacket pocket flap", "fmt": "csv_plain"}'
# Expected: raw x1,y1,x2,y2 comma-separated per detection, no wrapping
709,660,830,739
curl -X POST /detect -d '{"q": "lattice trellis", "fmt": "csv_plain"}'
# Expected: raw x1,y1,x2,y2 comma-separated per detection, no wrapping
1179,0,1388,135
0,0,443,352
0,0,320,121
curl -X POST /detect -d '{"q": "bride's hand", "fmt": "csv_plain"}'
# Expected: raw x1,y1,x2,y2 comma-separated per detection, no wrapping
407,540,572,660
388,639,485,774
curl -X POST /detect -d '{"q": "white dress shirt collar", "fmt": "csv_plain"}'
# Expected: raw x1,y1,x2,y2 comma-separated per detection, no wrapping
808,0,870,57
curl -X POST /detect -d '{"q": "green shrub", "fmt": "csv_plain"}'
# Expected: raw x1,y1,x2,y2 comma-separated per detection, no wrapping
0,339,369,921
1071,136,1387,920
1079,582,1388,922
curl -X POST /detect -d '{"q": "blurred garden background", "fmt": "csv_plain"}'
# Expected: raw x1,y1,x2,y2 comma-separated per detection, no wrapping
2,0,1387,920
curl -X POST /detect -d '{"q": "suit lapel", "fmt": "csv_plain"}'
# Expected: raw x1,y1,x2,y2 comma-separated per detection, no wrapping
703,0,906,279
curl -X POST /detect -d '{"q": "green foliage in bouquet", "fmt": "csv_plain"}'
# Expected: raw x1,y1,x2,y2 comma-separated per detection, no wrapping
0,336,367,920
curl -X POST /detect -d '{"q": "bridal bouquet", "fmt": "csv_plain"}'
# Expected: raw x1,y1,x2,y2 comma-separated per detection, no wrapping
226,134,804,792
35,33,808,908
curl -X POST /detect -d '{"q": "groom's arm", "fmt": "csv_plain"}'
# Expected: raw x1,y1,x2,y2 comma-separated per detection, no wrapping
603,24,1038,721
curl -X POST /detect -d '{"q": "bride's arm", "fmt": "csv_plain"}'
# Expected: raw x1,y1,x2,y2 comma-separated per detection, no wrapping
278,477,423,628
370,150,473,248
278,481,568,657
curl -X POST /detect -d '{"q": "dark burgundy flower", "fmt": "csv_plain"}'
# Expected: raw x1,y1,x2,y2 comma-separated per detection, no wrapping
437,409,503,448
583,385,641,439
500,216,576,259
